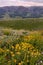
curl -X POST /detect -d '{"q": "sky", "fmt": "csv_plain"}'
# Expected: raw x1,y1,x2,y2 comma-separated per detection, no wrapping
0,0,43,7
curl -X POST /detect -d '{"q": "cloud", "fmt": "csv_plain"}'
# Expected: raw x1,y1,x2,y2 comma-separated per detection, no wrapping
22,0,43,3
0,0,43,7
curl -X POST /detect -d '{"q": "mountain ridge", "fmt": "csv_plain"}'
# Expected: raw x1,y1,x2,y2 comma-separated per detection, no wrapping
0,6,43,18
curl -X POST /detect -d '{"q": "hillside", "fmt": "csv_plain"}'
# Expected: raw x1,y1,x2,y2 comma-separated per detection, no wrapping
0,6,43,18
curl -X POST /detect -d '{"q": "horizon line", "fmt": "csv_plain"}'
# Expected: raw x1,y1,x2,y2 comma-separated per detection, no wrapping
0,5,43,7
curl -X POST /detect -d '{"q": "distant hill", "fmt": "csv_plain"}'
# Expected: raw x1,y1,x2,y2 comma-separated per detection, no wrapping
0,6,43,18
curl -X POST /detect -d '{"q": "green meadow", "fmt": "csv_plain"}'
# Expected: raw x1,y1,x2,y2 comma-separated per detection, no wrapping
0,18,43,30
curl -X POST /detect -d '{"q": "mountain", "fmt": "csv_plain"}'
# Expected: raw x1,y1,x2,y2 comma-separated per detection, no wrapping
0,6,43,18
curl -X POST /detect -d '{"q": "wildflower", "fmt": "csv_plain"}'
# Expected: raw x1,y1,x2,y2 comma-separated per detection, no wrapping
15,44,19,49
0,48,4,52
14,59,17,63
18,63,22,65
12,54,15,57
10,51,14,54
6,49,9,52
16,52,21,55
12,46,15,49
10,51,15,56
15,44,21,51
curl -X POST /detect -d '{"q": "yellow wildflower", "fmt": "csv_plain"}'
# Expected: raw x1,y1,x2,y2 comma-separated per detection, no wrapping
0,48,4,52
12,54,15,57
16,52,21,55
10,51,14,54
6,49,9,52
14,59,17,63
10,51,15,56
12,46,15,49
18,63,22,65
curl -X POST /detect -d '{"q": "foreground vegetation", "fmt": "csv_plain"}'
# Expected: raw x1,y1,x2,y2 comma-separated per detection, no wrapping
0,18,43,65
0,28,43,65
0,18,43,30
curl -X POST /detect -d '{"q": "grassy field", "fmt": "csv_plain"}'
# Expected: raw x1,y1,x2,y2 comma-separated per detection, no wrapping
0,18,43,65
0,18,43,30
